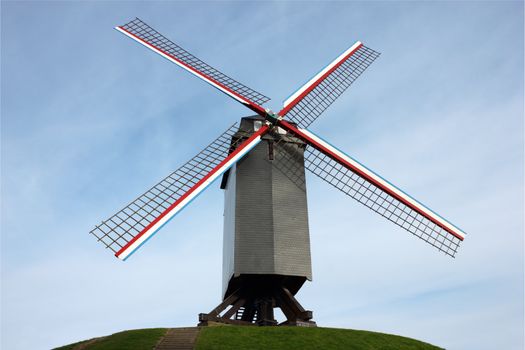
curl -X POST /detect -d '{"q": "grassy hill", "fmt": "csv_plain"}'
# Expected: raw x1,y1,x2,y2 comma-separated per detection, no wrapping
55,325,443,350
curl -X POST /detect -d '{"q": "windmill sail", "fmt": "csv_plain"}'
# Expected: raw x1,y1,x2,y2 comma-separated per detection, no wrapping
277,120,465,257
116,18,269,115
279,43,380,128
90,123,269,260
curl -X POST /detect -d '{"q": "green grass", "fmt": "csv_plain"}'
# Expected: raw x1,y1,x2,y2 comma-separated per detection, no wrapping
195,326,443,350
54,328,167,350
56,326,442,350
54,339,89,350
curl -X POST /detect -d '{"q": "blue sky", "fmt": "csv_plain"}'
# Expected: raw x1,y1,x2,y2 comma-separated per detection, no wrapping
1,1,523,349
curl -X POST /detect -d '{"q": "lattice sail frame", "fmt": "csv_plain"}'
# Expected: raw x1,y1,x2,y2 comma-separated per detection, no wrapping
303,144,462,256
279,43,380,128
116,18,269,114
90,123,269,259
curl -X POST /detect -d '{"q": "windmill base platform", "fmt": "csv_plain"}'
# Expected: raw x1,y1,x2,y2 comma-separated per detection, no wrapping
198,275,316,327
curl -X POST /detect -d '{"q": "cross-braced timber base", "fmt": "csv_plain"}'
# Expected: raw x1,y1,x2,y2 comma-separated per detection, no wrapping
198,276,316,327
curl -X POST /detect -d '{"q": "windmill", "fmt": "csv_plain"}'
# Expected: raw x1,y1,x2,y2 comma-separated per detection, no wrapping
90,18,466,327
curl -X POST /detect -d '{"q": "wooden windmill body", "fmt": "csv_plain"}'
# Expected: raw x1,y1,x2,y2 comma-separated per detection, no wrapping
217,116,313,325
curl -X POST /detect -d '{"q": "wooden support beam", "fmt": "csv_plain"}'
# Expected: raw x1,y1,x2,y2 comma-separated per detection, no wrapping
223,298,246,320
208,289,240,317
241,304,256,322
